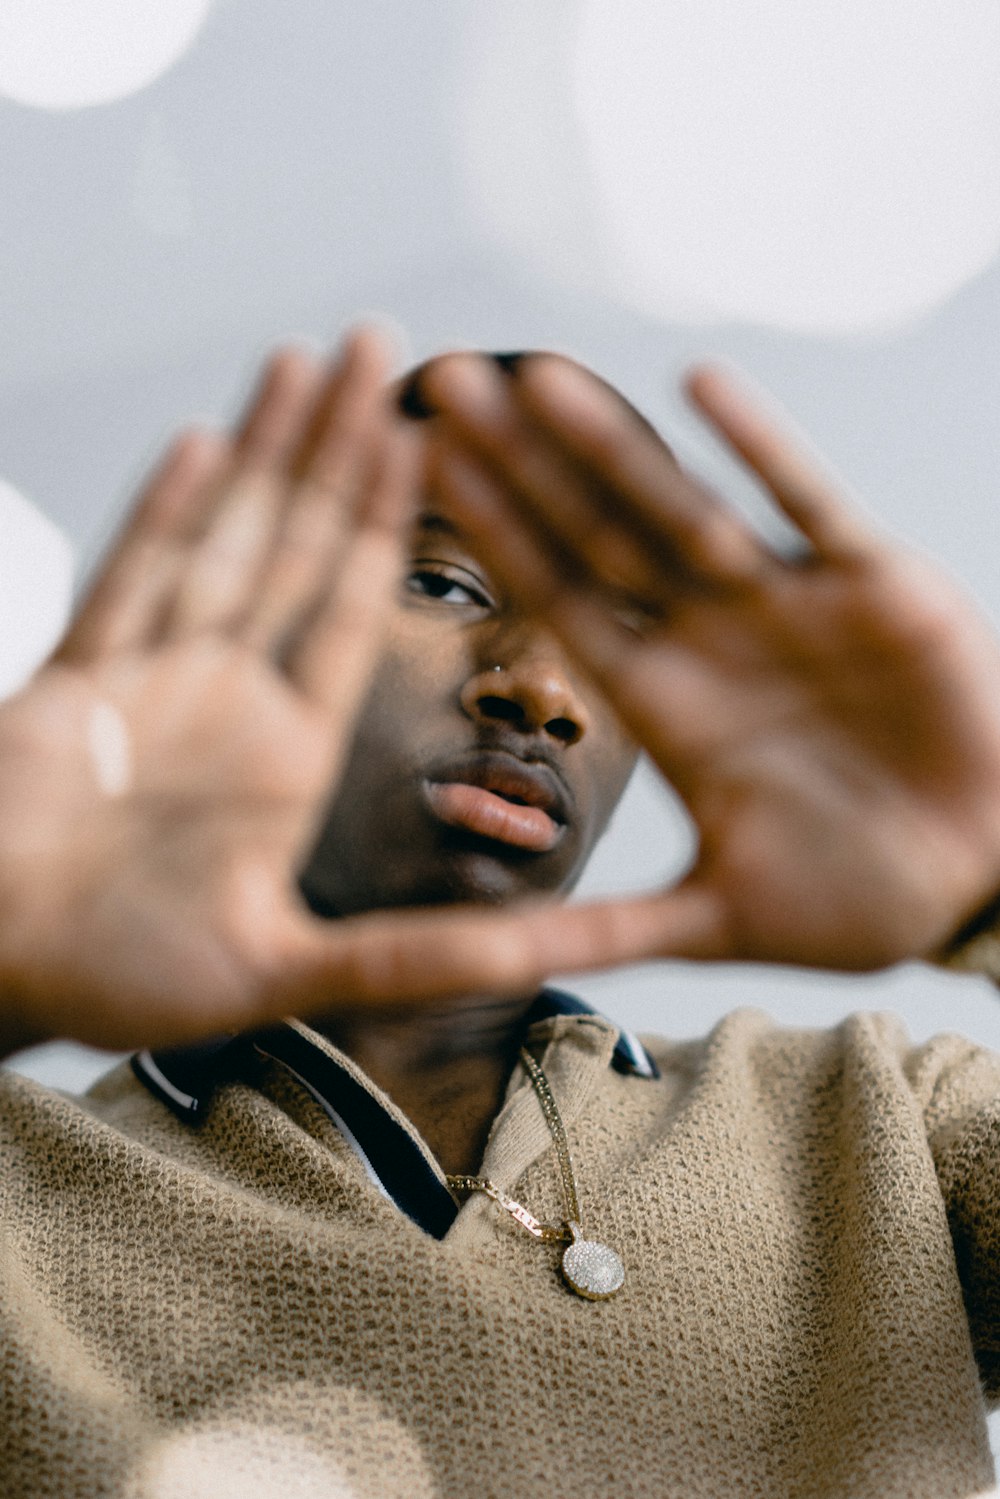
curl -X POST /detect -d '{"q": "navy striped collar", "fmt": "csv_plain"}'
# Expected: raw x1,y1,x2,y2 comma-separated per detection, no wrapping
131,990,658,1239
132,989,657,1124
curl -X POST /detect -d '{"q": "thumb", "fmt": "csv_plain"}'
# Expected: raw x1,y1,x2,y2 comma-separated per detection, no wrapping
253,881,732,1021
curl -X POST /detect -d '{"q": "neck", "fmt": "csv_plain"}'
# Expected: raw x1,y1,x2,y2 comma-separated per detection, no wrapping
313,994,536,1176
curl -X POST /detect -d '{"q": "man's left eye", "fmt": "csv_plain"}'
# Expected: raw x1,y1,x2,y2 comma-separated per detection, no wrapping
405,568,492,608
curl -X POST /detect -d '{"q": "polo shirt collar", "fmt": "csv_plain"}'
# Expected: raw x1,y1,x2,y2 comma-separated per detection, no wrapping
132,988,657,1126
130,989,658,1241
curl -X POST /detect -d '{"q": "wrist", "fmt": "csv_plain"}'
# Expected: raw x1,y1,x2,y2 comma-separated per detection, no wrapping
0,942,54,1061
0,1000,51,1063
932,887,1000,980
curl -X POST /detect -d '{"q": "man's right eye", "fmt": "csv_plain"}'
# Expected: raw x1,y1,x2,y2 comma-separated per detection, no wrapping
405,567,493,609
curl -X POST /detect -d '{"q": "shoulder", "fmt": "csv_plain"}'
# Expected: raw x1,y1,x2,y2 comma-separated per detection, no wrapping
636,1006,1000,1119
0,1055,176,1153
637,1005,914,1070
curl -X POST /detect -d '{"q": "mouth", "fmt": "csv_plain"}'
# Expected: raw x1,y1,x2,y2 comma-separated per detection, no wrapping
422,750,571,854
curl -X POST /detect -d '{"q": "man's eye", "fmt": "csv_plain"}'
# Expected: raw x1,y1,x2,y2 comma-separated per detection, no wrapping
405,568,492,608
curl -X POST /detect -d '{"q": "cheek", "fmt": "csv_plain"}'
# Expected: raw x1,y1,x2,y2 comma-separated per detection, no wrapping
350,624,465,756
587,713,640,825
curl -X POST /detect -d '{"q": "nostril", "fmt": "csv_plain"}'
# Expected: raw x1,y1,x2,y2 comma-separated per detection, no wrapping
474,696,582,744
477,695,525,725
545,716,580,745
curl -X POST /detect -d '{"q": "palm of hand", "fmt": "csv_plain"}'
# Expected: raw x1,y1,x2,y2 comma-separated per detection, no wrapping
0,646,334,1039
643,552,1000,967
0,333,416,1049
0,641,352,1052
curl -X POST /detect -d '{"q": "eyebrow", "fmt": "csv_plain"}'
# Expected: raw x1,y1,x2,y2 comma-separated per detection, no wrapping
414,510,462,538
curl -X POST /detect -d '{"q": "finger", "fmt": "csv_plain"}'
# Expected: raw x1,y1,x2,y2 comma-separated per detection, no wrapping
427,438,586,615
520,354,770,586
423,353,766,594
164,348,337,639
238,479,347,655
430,438,649,662
426,356,676,602
254,880,730,1025
84,868,732,1046
291,327,394,486
234,346,327,464
430,441,698,760
163,465,286,638
243,328,401,656
55,429,232,664
431,436,753,794
685,364,879,562
112,880,725,1047
284,421,419,720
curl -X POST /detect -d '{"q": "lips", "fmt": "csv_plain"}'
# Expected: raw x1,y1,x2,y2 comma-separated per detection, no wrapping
422,750,572,853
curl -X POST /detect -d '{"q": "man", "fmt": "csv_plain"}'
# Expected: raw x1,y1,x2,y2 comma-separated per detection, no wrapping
2,328,1000,1497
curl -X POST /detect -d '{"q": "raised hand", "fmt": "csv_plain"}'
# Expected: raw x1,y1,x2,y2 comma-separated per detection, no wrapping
0,330,428,1051
419,353,1000,974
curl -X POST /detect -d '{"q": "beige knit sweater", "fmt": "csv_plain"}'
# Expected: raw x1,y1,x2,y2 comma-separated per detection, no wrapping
2,1005,999,1499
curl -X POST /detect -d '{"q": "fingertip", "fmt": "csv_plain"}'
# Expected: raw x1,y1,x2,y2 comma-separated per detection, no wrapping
255,343,327,401
345,312,411,368
521,353,605,415
237,345,326,459
334,322,399,386
682,361,747,416
148,425,231,503
416,351,504,422
269,340,326,375
397,350,531,423
172,424,231,463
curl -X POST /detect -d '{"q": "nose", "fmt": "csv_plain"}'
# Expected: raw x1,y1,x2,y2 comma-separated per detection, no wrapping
460,634,589,747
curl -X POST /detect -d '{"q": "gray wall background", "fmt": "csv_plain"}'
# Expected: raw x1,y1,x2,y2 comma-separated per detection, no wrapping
3,0,1000,1184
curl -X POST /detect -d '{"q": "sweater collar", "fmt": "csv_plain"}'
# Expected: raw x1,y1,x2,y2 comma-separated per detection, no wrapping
131,988,657,1127
130,991,657,1241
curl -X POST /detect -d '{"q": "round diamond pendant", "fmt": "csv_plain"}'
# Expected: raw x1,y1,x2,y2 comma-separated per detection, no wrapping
561,1227,625,1300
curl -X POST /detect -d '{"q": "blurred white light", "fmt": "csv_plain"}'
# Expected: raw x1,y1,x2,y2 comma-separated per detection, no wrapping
459,1,1000,334
0,0,214,111
128,1425,362,1499
0,481,74,700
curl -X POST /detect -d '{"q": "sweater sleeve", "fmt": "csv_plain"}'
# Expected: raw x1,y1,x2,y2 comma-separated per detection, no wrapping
907,1030,1000,1401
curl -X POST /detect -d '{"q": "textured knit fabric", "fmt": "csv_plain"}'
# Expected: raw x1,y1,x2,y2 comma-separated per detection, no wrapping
1,1006,1000,1498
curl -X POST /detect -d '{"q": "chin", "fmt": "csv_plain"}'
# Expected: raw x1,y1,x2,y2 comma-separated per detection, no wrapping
299,816,587,918
436,852,544,906
430,828,582,906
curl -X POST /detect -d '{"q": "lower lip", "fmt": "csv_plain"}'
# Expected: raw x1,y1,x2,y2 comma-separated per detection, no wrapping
423,781,563,853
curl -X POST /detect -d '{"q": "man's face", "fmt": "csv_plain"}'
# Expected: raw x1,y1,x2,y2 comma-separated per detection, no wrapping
299,490,638,918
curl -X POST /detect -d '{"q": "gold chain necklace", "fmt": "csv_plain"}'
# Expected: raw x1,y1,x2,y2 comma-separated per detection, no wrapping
447,1048,625,1301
